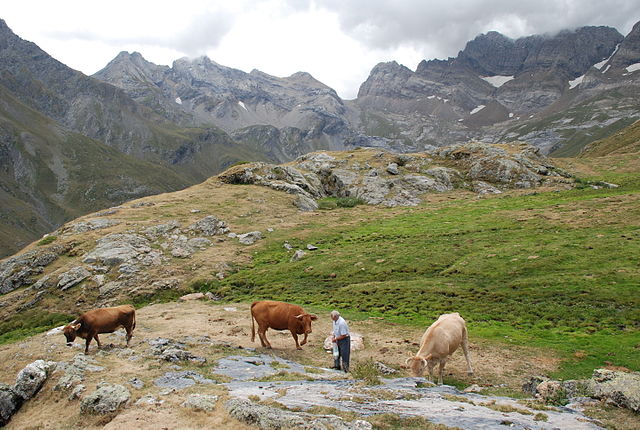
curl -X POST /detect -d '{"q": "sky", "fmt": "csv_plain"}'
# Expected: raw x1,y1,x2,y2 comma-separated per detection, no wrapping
3,1,640,99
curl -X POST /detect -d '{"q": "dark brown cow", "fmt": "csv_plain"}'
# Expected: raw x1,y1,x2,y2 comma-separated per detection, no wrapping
63,304,136,354
250,300,317,350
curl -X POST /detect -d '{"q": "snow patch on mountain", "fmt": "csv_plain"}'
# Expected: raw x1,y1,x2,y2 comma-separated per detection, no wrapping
481,75,514,88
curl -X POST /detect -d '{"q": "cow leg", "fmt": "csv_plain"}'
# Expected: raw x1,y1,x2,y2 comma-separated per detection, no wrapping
299,333,308,346
426,361,435,383
258,327,271,348
125,327,133,347
84,335,93,355
438,360,446,385
94,334,102,349
290,332,302,350
462,331,474,375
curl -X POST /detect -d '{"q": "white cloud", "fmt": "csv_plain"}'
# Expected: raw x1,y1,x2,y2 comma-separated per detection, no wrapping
2,0,640,99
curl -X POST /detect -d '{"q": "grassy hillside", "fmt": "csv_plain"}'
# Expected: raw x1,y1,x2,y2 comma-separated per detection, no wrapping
199,157,640,380
579,119,640,157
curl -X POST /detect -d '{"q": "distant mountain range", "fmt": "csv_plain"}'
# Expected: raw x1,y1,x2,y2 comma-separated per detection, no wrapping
1,17,639,256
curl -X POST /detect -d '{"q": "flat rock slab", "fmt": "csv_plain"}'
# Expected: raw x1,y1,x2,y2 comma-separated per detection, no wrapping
153,370,215,390
219,355,604,430
214,354,337,381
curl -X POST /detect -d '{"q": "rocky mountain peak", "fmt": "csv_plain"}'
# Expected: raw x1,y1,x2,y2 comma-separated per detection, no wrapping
609,20,640,69
357,61,414,98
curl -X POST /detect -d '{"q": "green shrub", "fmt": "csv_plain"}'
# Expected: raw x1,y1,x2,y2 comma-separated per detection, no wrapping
37,235,57,246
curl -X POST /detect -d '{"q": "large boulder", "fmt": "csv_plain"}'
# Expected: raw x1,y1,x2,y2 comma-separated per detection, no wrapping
13,360,56,400
0,384,21,426
588,369,640,412
80,382,130,414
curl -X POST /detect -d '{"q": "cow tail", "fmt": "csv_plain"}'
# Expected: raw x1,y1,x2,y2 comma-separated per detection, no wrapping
132,311,136,331
250,304,256,342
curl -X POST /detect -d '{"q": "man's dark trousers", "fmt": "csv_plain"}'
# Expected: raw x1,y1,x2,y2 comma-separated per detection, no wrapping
334,336,350,372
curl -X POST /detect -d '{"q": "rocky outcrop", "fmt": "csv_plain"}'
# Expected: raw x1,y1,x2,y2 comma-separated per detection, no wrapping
181,394,219,411
0,360,56,426
0,245,68,294
531,369,640,412
219,144,572,208
226,398,373,430
80,382,130,414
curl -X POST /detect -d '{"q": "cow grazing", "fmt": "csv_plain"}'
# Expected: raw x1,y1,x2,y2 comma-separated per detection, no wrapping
250,300,317,350
405,312,473,384
63,305,136,354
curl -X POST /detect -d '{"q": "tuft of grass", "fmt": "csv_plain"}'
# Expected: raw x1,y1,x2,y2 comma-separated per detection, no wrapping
37,235,57,246
366,413,452,430
351,358,382,385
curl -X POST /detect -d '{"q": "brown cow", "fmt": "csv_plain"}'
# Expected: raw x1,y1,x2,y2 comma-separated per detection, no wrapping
63,305,136,354
405,312,474,384
250,300,317,350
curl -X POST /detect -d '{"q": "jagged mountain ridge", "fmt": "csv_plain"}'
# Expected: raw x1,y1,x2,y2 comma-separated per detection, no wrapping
94,21,640,158
0,19,275,257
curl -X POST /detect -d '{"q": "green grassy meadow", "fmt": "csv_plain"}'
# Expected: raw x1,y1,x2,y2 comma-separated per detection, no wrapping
203,170,640,380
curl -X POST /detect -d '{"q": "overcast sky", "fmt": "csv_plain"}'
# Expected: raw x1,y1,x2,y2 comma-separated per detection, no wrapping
3,0,640,99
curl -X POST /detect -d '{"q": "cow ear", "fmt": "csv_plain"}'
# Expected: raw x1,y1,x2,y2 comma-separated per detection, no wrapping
310,314,318,321
73,323,81,330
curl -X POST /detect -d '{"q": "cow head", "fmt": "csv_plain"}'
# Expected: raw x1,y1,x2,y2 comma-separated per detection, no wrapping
63,322,81,345
294,313,318,335
405,356,428,377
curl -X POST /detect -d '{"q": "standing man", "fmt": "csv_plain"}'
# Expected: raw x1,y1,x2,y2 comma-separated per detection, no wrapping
331,310,350,372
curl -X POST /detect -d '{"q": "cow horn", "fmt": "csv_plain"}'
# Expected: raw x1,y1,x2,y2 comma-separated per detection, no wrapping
295,314,304,320
405,357,413,365
421,358,427,367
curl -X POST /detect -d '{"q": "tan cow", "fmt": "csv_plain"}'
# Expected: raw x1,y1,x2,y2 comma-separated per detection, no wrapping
63,304,136,354
250,300,317,350
406,312,474,384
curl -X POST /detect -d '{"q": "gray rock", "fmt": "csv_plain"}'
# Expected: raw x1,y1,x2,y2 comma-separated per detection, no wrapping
386,162,399,175
306,244,318,250
171,247,192,258
99,281,122,297
226,398,372,430
374,362,398,375
82,233,151,266
69,218,120,234
188,216,229,236
589,369,640,412
181,394,219,411
54,354,105,391
238,231,262,245
69,384,85,400
294,194,319,211
80,382,130,414
0,384,22,426
13,360,56,400
473,180,502,194
290,250,306,261
153,371,215,390
188,237,212,249
56,266,91,291
142,220,180,239
283,242,294,250
128,378,144,389
135,395,163,405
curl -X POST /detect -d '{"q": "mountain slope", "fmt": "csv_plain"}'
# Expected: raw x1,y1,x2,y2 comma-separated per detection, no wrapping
0,83,191,255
